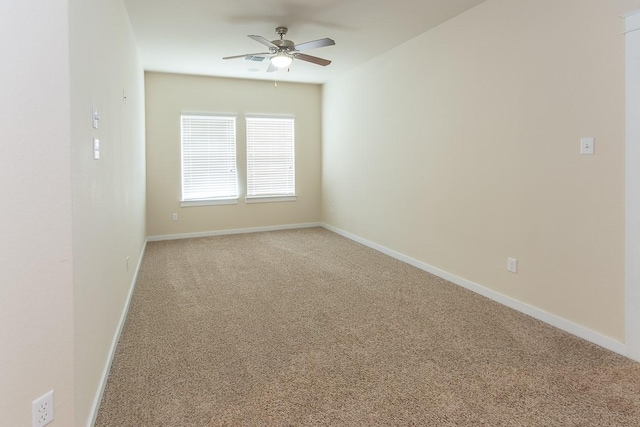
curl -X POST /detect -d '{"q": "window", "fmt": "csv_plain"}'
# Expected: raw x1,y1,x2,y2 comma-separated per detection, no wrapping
180,114,237,206
246,116,295,202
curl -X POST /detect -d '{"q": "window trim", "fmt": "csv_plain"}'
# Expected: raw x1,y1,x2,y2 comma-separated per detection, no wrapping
244,195,297,204
180,199,239,207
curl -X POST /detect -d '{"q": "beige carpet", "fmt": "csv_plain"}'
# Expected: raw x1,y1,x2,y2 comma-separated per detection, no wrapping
95,227,640,426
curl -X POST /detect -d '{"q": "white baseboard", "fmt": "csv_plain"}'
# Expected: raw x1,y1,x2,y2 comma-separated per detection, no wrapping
322,223,627,357
147,222,322,242
87,240,148,427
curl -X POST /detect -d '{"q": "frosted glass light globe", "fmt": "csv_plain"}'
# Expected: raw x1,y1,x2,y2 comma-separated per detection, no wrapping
271,53,292,68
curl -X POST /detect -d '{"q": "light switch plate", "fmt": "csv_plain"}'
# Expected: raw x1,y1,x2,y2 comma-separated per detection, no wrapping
92,105,100,129
93,138,100,160
580,137,595,155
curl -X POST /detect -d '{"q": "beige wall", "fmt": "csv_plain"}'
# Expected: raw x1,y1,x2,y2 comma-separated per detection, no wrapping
1,0,145,424
621,0,640,14
322,0,626,341
69,0,146,425
0,1,76,425
145,72,321,237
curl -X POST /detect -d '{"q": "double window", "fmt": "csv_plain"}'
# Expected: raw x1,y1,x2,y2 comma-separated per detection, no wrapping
180,114,295,205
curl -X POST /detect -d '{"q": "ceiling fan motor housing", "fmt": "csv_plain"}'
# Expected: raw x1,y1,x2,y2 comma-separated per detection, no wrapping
272,39,295,52
272,27,294,54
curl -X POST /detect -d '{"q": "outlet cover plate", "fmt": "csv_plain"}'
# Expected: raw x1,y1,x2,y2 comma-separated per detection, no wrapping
32,390,54,427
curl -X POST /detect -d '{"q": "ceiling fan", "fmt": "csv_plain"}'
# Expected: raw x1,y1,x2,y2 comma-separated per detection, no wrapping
223,26,335,72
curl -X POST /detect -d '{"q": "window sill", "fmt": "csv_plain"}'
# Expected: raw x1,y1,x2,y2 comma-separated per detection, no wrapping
245,195,297,204
180,198,238,207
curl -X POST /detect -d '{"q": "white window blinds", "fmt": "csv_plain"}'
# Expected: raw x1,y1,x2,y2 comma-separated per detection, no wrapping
246,117,295,198
181,114,238,201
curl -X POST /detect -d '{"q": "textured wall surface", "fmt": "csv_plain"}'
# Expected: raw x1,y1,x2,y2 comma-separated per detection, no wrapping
0,0,75,425
322,0,626,341
69,0,147,424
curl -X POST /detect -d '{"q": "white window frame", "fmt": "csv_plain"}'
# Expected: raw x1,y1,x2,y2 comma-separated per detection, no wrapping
180,113,238,207
245,115,296,203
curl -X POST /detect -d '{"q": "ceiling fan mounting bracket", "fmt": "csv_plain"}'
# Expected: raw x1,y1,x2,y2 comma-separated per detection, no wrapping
275,26,288,38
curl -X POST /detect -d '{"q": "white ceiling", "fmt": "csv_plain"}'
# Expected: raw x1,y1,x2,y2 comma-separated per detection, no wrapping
124,0,487,84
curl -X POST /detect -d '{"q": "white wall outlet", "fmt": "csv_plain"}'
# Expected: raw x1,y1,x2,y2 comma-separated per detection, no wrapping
93,138,100,160
507,257,518,274
172,213,178,221
126,256,130,270
32,390,54,427
580,137,595,155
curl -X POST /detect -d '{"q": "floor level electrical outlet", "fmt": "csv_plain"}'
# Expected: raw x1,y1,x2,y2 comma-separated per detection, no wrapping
507,257,518,274
32,390,54,427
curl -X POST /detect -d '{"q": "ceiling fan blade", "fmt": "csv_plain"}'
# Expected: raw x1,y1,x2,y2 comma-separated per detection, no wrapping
248,35,278,49
294,38,335,51
266,61,277,73
223,52,270,60
294,53,331,66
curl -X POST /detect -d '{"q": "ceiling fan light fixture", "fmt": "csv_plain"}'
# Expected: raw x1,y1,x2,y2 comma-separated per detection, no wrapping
271,52,292,68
